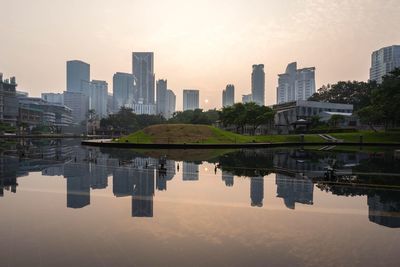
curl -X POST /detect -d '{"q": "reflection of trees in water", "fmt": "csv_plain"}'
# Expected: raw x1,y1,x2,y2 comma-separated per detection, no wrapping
218,149,274,177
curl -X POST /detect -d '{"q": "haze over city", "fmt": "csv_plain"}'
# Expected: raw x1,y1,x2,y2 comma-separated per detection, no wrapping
1,0,399,110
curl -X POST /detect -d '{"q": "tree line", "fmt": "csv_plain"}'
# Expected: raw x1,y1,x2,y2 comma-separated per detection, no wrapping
309,68,400,130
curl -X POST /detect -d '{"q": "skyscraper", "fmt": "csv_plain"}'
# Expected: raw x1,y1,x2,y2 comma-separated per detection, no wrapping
132,52,155,104
277,62,316,104
66,60,90,93
89,80,108,118
183,89,199,111
251,64,265,106
166,89,176,119
63,91,89,123
222,84,235,107
370,45,400,83
156,79,167,116
113,72,136,112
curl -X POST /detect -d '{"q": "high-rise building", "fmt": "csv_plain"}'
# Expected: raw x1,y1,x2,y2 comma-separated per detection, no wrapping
63,91,89,123
41,93,64,104
0,75,18,125
222,84,235,107
166,89,176,119
242,94,252,103
66,60,90,93
251,64,265,106
370,45,400,83
132,52,155,104
183,89,199,111
113,72,136,112
88,80,108,118
156,79,167,116
277,62,316,104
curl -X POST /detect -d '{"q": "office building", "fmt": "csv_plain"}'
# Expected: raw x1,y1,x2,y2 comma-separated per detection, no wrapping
156,79,167,116
370,45,400,83
251,64,265,106
63,91,89,123
277,62,316,104
183,89,199,111
222,84,235,107
89,80,108,118
66,60,90,93
132,52,155,104
273,100,355,133
242,94,252,103
113,72,136,112
166,89,176,119
0,75,18,125
41,93,64,104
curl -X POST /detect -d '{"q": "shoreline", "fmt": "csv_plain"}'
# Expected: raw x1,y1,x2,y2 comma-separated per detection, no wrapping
81,139,400,149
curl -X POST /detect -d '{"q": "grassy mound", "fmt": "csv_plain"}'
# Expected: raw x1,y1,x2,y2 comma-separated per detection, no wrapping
115,124,400,144
116,124,325,144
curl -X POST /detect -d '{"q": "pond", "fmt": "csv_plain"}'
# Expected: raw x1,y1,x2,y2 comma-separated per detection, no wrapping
0,139,399,267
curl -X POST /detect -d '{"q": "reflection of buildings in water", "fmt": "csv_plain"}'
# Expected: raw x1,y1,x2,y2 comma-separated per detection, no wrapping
222,171,234,187
368,195,400,228
132,168,155,217
182,162,199,181
250,177,264,207
89,165,108,190
273,150,370,179
156,160,175,191
0,157,19,196
276,174,314,209
64,163,90,208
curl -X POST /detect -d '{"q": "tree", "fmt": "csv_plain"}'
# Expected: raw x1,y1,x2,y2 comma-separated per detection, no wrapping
308,81,377,111
328,114,345,128
357,106,383,132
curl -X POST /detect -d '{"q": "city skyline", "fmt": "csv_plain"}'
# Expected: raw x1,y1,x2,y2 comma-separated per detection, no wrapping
1,0,400,111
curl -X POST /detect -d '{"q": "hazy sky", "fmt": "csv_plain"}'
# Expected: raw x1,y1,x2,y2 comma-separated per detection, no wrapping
1,0,399,110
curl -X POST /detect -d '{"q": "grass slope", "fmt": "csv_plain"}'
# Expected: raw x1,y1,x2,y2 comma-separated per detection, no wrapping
116,124,400,144
117,124,326,144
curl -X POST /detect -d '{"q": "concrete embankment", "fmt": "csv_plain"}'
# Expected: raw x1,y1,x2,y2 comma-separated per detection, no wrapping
81,139,400,149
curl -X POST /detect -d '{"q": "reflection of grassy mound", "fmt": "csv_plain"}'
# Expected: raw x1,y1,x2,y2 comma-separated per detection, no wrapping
116,124,325,144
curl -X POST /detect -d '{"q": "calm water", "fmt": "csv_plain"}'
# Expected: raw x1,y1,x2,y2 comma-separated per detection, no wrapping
0,139,399,267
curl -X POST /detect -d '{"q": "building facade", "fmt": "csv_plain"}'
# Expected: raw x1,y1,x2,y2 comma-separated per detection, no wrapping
0,75,18,126
183,89,199,111
273,100,355,133
89,80,108,118
370,45,400,83
132,52,155,105
277,62,316,104
166,89,176,119
251,64,265,106
222,84,235,107
63,91,89,124
242,94,252,104
66,60,90,93
112,72,136,113
41,93,64,104
156,79,167,116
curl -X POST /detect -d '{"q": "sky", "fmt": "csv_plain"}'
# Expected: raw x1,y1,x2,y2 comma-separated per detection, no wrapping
0,0,399,110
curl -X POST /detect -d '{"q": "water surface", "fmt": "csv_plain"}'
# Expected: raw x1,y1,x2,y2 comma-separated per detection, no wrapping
0,139,399,267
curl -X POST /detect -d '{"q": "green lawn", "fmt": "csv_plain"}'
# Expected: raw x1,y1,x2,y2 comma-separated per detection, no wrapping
115,125,400,144
330,131,400,143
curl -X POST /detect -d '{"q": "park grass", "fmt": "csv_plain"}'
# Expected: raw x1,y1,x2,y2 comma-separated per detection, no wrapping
117,124,326,144
330,131,400,143
116,124,400,145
